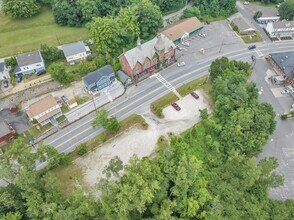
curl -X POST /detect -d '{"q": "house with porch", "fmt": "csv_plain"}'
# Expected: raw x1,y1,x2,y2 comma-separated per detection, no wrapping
14,50,45,75
266,20,294,39
83,65,116,94
26,95,62,126
119,34,176,81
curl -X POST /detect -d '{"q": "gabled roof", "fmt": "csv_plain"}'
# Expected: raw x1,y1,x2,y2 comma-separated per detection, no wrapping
16,51,43,67
26,95,59,119
120,34,175,69
232,17,255,32
161,17,203,41
0,62,4,72
61,41,88,57
83,65,114,85
272,20,294,30
0,122,12,138
270,51,294,77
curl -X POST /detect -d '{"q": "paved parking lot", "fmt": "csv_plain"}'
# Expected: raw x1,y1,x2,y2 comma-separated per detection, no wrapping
0,108,30,133
251,59,294,200
176,20,245,64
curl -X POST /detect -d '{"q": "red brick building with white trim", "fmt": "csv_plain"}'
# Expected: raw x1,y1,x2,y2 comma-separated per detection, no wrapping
119,34,176,81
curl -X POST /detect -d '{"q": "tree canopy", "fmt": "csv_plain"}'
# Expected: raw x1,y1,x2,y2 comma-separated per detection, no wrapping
279,0,294,21
3,0,41,18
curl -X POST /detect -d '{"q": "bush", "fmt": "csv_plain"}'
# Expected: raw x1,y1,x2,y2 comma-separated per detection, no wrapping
155,108,163,117
76,143,87,156
280,114,288,120
41,44,64,63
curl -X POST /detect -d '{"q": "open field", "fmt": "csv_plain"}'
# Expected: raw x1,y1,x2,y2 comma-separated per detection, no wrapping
0,7,89,58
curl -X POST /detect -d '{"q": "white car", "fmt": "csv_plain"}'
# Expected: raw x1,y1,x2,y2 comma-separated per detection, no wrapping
281,89,290,94
244,1,249,5
176,45,183,51
177,62,186,67
181,41,190,47
198,33,206,38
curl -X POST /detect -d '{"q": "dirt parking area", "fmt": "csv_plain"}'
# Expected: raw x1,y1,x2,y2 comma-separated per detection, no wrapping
76,90,211,186
21,80,89,109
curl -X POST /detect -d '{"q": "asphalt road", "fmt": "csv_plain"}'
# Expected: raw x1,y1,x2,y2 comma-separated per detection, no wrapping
43,42,294,155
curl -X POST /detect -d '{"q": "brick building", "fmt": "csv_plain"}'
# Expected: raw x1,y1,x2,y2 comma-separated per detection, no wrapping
0,121,15,144
119,34,176,81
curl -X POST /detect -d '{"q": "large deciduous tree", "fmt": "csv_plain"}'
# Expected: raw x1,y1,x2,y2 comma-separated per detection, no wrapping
3,0,41,18
279,0,294,21
49,62,74,84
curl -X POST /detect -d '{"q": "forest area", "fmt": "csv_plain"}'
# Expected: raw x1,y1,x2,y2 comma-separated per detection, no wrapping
1,58,294,219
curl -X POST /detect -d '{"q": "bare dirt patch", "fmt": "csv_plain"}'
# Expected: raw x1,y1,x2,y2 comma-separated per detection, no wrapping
76,90,211,187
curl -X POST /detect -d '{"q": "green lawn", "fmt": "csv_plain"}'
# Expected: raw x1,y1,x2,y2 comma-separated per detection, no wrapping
150,93,179,118
24,123,53,141
0,7,89,58
241,32,263,44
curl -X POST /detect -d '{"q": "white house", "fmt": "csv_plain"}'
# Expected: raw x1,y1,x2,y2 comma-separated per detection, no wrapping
14,51,46,75
0,62,10,81
60,41,91,65
266,20,294,39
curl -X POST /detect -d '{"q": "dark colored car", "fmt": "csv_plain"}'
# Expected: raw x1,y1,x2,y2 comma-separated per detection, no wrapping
248,45,256,50
190,92,199,99
17,75,22,83
36,69,46,76
3,80,9,88
61,96,68,103
171,102,181,111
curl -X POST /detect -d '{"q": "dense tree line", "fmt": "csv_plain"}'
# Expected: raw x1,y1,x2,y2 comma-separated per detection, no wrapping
2,0,41,18
1,58,294,219
279,0,294,20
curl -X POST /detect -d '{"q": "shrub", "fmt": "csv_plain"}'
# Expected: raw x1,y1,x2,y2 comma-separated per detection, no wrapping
281,114,288,120
76,143,87,156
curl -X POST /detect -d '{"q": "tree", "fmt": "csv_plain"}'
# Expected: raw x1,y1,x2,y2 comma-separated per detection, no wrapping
40,44,64,63
199,108,208,119
253,11,263,20
92,109,120,133
87,17,122,56
136,0,163,39
182,6,201,19
279,0,294,21
76,143,87,156
3,0,41,18
102,156,123,178
209,57,230,81
49,63,74,84
118,6,140,41
4,57,16,69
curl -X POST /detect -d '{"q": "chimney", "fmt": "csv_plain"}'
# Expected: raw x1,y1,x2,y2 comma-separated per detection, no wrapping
123,48,126,54
137,36,141,49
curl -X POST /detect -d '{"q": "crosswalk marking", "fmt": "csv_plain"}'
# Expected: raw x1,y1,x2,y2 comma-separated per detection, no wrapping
255,49,263,57
156,74,181,98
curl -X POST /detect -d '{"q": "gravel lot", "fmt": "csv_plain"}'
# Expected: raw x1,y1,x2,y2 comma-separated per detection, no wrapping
76,90,211,186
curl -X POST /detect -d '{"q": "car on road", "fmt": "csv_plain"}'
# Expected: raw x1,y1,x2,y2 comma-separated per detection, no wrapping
190,92,199,99
177,62,186,67
198,33,206,38
61,96,69,103
171,102,181,111
176,45,183,51
181,41,190,47
248,45,256,50
3,80,9,88
281,89,290,94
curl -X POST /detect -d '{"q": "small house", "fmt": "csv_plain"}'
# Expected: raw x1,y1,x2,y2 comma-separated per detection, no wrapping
61,41,91,65
14,51,45,75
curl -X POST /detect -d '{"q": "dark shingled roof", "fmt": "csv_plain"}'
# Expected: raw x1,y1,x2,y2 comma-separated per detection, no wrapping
83,65,114,85
0,122,11,138
270,51,294,77
16,51,43,67
61,41,87,57
0,62,4,72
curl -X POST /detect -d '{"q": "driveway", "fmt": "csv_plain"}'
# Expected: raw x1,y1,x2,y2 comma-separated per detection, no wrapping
0,108,30,133
251,59,294,200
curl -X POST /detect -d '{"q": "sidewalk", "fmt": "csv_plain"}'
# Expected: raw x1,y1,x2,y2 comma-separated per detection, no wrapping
65,81,125,122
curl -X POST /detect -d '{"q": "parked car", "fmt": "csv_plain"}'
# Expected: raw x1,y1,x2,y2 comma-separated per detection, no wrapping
171,102,181,111
17,75,22,83
243,1,249,5
36,69,46,76
176,45,183,51
3,80,9,88
248,45,256,50
61,96,69,103
190,92,199,99
281,89,290,94
177,62,186,67
181,41,190,47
